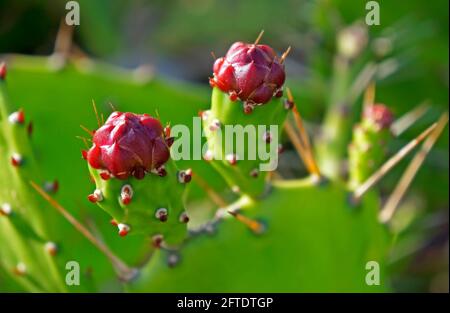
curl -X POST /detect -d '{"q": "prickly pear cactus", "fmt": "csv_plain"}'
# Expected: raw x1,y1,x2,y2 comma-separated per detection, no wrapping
84,111,191,246
203,40,289,198
348,104,394,189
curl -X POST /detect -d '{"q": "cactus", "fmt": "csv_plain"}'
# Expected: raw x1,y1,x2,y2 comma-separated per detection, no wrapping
203,37,290,198
84,110,190,247
0,23,447,293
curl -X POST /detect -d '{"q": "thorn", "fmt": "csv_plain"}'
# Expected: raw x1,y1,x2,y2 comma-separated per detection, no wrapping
362,81,376,114
193,173,228,208
80,124,94,137
379,113,448,223
210,51,217,60
164,125,171,138
30,181,136,280
118,223,130,237
155,208,168,222
0,203,12,216
109,102,117,112
0,62,6,80
254,30,265,45
120,184,133,205
88,189,103,203
11,153,23,167
92,100,101,128
228,210,265,234
353,122,438,200
8,109,25,124
179,212,190,223
44,242,58,256
391,101,431,137
280,46,291,64
177,169,192,183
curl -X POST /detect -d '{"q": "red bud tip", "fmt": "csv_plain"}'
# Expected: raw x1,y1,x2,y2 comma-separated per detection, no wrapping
110,219,118,226
120,184,133,205
209,77,216,88
263,131,272,143
178,169,192,183
275,89,283,98
44,180,59,193
88,189,103,203
164,125,171,138
243,103,254,114
81,150,88,160
8,110,25,124
229,91,238,102
152,234,164,248
283,99,294,110
44,242,58,256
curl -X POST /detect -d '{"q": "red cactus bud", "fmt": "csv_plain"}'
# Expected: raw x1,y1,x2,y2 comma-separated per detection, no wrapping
99,171,111,180
152,234,164,248
212,41,286,108
364,104,394,129
88,189,103,203
250,168,259,178
110,219,118,226
81,150,88,160
0,62,6,80
86,112,170,180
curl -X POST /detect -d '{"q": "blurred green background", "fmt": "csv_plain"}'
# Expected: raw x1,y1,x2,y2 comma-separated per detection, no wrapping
0,0,448,292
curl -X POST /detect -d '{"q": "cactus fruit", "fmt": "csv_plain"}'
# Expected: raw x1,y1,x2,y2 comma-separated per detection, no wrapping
348,104,394,189
85,111,190,247
210,41,286,112
204,39,290,198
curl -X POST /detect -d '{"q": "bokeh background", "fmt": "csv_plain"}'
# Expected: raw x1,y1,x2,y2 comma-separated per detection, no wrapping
0,0,448,292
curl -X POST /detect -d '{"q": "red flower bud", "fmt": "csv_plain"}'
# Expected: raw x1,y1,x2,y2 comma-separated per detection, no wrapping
364,104,394,129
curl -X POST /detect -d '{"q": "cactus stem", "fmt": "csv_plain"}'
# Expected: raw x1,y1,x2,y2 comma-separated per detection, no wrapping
118,223,131,237
44,242,58,256
193,173,228,208
254,30,265,45
0,203,12,216
362,81,376,114
8,109,25,124
120,184,133,205
379,112,448,223
227,209,265,234
30,181,137,280
11,153,23,167
0,62,6,80
177,169,192,183
179,212,190,223
155,208,168,222
391,101,431,137
352,121,438,200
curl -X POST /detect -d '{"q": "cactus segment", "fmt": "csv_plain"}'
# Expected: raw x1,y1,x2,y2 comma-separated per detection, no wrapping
348,104,394,190
85,111,189,247
203,87,288,198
